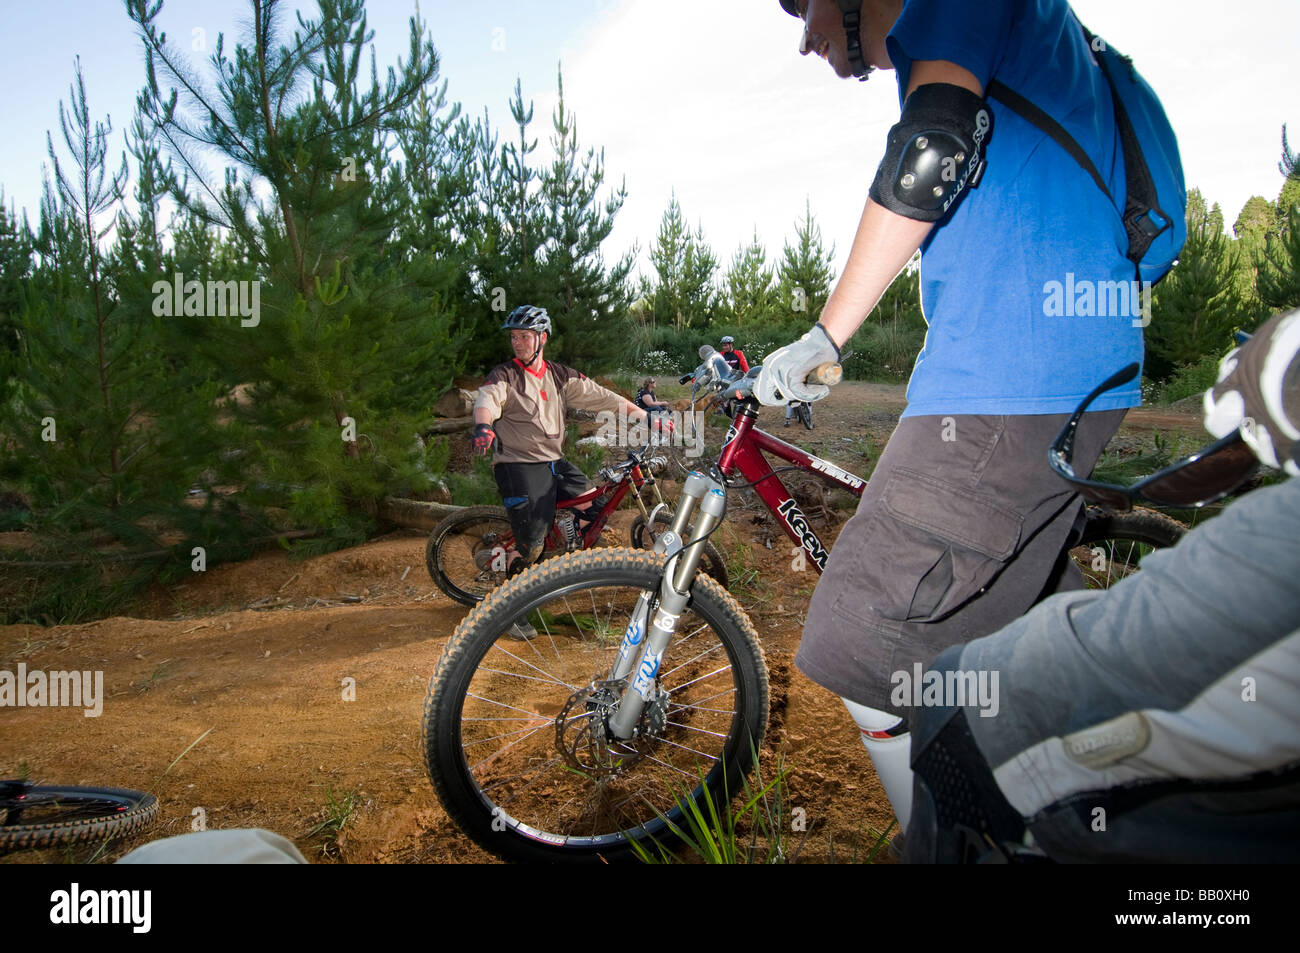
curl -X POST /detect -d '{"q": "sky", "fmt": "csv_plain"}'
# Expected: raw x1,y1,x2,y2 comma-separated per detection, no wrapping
1,0,1297,281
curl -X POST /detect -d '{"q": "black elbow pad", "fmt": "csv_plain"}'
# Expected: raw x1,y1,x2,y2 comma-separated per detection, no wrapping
869,83,993,222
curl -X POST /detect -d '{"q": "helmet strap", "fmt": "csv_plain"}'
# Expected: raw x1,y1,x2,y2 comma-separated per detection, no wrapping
839,2,872,81
519,331,544,368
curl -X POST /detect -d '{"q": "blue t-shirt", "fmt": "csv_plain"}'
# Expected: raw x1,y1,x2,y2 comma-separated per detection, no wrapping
887,0,1145,417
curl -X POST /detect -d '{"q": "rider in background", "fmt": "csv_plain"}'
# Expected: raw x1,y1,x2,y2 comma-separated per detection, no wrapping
905,309,1300,863
718,337,750,417
719,336,749,374
472,306,666,566
635,377,672,415
755,0,1178,832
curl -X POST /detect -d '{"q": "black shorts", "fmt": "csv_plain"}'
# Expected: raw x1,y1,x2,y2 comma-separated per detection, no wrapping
493,459,592,557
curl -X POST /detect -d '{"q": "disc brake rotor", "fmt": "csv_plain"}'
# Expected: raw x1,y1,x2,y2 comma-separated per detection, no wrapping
555,679,671,778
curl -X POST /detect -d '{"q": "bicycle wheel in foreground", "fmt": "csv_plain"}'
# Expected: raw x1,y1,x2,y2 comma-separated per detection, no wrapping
422,547,769,863
1073,507,1186,589
0,783,160,852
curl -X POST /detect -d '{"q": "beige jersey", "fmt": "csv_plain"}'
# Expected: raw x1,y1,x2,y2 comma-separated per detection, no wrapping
474,359,627,464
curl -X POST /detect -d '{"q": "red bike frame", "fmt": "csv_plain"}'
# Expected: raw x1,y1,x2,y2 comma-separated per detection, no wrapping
716,407,866,573
549,460,656,551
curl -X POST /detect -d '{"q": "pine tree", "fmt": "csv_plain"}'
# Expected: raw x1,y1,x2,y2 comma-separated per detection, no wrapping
1234,196,1276,249
646,193,717,330
1257,207,1300,314
537,66,635,369
1256,128,1300,314
721,231,775,327
1186,188,1226,236
6,60,228,557
1148,190,1249,376
1228,195,1275,308
775,199,836,321
127,0,464,544
0,195,33,363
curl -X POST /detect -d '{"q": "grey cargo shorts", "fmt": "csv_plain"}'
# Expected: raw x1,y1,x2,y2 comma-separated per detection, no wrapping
796,410,1125,720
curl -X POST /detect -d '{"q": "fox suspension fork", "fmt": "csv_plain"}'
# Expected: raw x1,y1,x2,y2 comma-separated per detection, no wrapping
605,471,727,741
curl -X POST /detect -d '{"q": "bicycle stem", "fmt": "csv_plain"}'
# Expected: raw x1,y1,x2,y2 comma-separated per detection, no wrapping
606,471,728,741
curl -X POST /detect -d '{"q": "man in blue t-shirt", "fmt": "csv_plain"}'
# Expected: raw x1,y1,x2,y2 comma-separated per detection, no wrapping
756,0,1173,833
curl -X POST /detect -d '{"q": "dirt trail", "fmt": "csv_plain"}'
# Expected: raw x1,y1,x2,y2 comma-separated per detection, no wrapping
0,381,1202,863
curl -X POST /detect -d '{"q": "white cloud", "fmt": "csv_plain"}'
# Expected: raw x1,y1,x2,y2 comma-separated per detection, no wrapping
552,0,896,281
547,0,1300,281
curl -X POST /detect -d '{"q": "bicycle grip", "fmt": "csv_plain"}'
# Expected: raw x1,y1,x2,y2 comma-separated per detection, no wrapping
805,362,842,387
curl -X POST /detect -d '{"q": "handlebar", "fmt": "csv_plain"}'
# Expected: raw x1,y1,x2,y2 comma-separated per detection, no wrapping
689,345,841,403
805,362,842,386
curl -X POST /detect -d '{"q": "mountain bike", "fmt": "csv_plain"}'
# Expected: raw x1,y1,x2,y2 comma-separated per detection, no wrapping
787,399,813,431
425,441,729,606
0,779,159,852
421,349,1188,862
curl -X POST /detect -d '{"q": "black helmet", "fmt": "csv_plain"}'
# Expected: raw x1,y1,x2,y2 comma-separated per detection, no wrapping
779,0,872,82
501,305,552,336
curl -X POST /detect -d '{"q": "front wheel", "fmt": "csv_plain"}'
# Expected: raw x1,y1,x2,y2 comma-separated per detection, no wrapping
630,511,730,590
426,505,518,606
422,548,769,863
1073,507,1186,588
0,781,159,852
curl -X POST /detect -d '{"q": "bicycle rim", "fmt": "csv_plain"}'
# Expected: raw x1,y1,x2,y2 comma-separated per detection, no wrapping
423,548,767,862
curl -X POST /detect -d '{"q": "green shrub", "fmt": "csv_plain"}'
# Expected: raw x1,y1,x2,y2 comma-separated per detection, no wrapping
1155,353,1221,404
445,455,500,507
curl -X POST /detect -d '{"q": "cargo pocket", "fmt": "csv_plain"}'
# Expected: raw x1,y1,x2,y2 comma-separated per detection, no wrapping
830,467,1023,631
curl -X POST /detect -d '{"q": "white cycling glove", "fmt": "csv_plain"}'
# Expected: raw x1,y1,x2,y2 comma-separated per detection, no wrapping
754,323,840,406
1203,308,1300,477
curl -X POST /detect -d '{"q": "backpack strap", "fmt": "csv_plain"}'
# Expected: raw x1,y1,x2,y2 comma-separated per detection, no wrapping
985,19,1171,281
984,78,1113,204
1088,29,1172,265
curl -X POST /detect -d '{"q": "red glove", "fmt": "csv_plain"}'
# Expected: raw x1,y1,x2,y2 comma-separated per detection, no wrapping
652,415,675,434
471,423,497,457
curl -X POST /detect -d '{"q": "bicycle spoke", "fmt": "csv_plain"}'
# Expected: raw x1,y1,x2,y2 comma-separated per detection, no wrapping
663,720,730,740
485,641,580,691
670,686,737,709
668,663,735,694
658,640,727,680
467,720,554,773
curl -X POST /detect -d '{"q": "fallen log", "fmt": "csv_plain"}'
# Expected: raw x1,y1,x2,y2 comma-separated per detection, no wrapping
422,416,474,435
378,497,462,531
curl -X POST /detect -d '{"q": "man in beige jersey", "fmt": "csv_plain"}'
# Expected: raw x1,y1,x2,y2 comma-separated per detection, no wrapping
471,305,666,572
